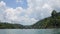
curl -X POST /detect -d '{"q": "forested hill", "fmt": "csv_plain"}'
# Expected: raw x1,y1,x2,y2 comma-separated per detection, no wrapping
31,10,60,29
0,10,60,29
0,22,24,29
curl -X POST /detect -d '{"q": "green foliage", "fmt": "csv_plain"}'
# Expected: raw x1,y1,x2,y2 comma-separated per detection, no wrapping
0,23,24,29
51,10,57,18
32,10,60,28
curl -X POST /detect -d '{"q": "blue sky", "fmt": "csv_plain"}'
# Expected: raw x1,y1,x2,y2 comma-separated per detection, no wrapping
0,0,60,25
0,0,28,9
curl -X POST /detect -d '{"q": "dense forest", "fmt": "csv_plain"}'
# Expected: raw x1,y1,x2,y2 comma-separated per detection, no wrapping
0,10,60,29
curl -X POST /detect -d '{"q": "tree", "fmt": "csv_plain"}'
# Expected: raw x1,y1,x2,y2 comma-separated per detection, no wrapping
51,10,57,18
51,10,58,27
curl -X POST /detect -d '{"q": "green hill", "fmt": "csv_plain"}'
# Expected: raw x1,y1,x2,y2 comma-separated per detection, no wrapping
0,22,24,29
31,10,60,29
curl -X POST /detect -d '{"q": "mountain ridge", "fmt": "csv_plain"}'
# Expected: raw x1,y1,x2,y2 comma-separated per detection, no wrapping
0,10,60,29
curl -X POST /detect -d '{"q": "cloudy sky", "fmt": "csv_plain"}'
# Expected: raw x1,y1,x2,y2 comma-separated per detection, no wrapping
0,0,60,25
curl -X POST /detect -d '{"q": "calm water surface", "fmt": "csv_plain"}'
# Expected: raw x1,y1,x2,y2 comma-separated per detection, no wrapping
0,29,60,34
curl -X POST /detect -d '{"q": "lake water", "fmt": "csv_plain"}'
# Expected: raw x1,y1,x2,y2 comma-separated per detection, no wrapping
0,29,60,34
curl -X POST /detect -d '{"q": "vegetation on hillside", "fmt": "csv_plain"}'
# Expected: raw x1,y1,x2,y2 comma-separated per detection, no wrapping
0,23,24,29
31,10,60,29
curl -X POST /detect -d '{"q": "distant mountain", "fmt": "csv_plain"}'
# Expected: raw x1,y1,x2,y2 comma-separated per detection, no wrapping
0,22,24,29
0,10,60,29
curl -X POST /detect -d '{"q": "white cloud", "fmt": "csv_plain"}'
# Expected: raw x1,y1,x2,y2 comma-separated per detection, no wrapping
42,4,50,9
0,1,37,25
0,1,6,7
0,0,60,25
5,8,17,20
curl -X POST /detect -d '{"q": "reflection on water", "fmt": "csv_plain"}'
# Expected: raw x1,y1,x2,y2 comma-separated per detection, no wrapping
0,29,60,34
53,29,60,34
